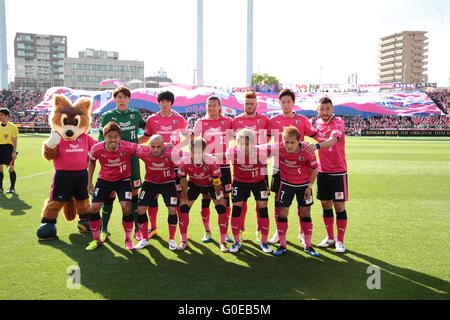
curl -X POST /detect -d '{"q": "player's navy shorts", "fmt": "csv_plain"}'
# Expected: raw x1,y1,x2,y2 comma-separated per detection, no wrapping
279,181,314,208
92,178,133,203
187,181,219,201
220,165,233,194
232,179,269,203
0,144,13,166
317,172,349,202
139,181,178,207
270,167,281,193
50,170,89,202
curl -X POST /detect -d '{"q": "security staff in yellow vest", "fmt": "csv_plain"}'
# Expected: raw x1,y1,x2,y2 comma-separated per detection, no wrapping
0,108,19,194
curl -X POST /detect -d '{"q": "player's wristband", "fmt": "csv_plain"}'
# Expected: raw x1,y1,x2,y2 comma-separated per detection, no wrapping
315,144,321,150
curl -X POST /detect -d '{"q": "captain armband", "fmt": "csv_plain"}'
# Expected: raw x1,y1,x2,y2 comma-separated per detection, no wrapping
213,177,221,186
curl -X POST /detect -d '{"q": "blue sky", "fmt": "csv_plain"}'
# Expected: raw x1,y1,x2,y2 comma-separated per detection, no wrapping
4,0,450,87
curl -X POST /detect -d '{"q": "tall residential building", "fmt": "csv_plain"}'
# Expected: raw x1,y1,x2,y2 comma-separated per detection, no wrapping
378,31,428,84
14,33,67,90
64,49,144,90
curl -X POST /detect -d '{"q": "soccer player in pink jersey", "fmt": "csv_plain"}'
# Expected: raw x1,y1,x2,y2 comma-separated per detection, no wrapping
86,122,139,251
193,96,234,245
231,91,270,242
267,89,317,244
226,129,272,254
271,126,319,257
140,91,188,240
178,138,229,252
133,135,182,251
304,97,348,253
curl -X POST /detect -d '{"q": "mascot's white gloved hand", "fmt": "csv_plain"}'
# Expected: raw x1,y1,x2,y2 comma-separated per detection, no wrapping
45,131,61,149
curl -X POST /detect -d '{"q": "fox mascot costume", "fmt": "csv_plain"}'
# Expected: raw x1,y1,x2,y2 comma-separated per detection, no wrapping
37,95,97,240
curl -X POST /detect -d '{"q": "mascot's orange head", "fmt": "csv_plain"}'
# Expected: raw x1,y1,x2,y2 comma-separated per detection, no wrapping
50,95,92,141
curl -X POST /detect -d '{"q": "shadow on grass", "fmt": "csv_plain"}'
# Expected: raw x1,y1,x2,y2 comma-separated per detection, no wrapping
39,234,449,300
0,192,32,215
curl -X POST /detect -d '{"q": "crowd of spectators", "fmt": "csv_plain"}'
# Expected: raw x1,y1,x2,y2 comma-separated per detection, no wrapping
1,90,449,134
0,90,45,123
427,91,450,114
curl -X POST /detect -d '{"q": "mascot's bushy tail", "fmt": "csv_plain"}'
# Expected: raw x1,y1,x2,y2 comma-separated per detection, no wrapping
63,198,77,221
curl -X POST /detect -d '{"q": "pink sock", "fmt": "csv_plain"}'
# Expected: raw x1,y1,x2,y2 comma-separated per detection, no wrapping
259,217,270,243
226,206,231,222
255,207,261,232
241,202,248,231
231,217,241,243
324,217,335,240
337,219,348,243
122,220,134,241
139,221,149,241
297,209,303,235
300,221,313,247
168,223,177,241
89,219,102,242
218,214,229,244
276,219,288,248
148,207,158,230
178,212,190,242
201,208,211,232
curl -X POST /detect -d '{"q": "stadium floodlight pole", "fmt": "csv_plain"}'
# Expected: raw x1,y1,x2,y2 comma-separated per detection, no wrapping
246,0,254,87
0,0,8,90
196,0,204,86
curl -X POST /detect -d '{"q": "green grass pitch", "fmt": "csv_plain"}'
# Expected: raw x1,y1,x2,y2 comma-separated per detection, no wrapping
0,135,449,300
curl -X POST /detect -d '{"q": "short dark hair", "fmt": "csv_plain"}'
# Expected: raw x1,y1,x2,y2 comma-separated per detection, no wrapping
0,108,10,117
157,91,175,105
319,97,333,106
207,95,221,106
279,89,295,103
103,122,122,137
113,86,131,99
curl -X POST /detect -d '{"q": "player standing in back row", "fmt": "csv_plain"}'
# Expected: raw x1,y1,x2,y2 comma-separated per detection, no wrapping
193,96,234,248
231,92,270,242
305,97,348,253
267,89,317,244
140,91,188,240
97,87,146,242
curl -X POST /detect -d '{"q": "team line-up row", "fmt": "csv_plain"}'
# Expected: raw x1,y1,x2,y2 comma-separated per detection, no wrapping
36,88,349,257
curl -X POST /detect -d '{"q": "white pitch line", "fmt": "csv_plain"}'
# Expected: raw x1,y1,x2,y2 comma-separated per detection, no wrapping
2,170,53,183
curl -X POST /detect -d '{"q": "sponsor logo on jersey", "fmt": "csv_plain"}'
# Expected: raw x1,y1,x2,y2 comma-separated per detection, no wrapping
245,125,257,130
69,144,80,149
207,127,222,132
119,121,132,127
161,125,173,131
153,162,165,168
285,160,297,165
3,134,8,140
108,158,121,164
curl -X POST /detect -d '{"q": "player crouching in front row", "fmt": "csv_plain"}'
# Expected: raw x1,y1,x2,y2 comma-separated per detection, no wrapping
178,138,229,252
273,126,320,257
86,122,139,251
